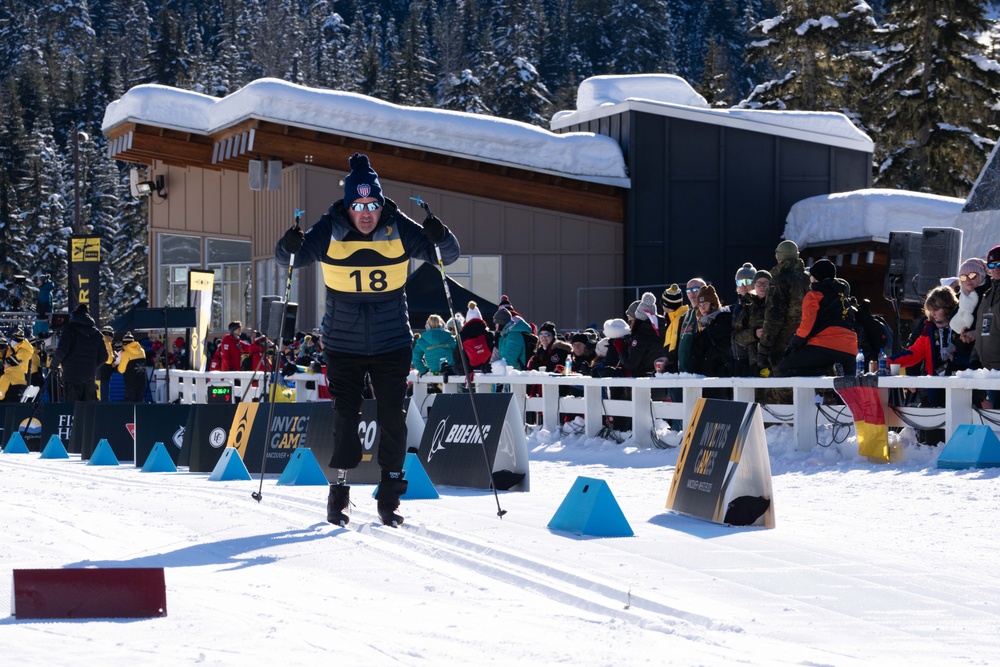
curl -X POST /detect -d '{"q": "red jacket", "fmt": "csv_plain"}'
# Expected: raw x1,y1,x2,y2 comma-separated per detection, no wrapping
219,333,248,372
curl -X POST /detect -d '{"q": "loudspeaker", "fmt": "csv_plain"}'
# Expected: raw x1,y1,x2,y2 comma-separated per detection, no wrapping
916,227,963,297
267,160,283,190
883,231,922,303
248,160,264,191
264,299,297,342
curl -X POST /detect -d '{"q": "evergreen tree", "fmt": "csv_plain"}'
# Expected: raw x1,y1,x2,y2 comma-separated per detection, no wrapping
484,0,550,124
868,0,1000,195
608,0,673,74
742,0,877,111
443,68,491,113
383,0,436,105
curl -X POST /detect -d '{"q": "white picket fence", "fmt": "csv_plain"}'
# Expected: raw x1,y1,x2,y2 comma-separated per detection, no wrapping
153,368,1000,451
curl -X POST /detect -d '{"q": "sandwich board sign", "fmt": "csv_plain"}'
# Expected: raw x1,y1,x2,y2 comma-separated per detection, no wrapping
667,398,775,528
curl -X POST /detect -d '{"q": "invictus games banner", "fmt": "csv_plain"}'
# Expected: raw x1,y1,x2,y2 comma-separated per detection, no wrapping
188,269,215,372
667,398,775,528
68,235,102,319
417,393,530,491
224,402,312,475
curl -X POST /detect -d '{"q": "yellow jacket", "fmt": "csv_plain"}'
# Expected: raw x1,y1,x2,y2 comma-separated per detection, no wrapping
2,339,35,385
104,338,115,366
117,341,146,374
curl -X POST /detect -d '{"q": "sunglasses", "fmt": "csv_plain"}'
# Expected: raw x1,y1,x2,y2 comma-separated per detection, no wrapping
736,279,753,287
960,272,981,281
685,287,701,293
539,331,554,338
988,262,1000,270
349,201,381,212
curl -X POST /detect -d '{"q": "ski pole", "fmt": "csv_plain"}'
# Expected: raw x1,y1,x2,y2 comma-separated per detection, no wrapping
411,196,507,519
252,209,303,503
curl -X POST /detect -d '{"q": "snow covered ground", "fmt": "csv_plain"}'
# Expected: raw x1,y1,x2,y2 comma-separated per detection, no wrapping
2,423,999,666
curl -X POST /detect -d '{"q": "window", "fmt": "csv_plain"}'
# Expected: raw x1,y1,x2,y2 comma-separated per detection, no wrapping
158,234,251,330
412,255,501,304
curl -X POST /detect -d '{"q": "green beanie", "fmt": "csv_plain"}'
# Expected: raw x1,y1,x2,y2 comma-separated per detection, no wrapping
775,240,799,262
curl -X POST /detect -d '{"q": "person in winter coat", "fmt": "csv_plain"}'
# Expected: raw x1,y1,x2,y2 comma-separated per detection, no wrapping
458,315,494,373
689,285,734,378
98,325,116,401
757,240,811,372
891,286,972,380
49,304,108,403
732,270,770,377
117,331,147,402
527,321,572,372
971,245,1000,371
217,321,248,372
676,278,707,373
951,257,989,338
659,284,688,373
730,263,757,376
624,292,663,377
492,307,533,370
34,273,54,317
569,332,598,376
0,329,35,402
275,152,459,528
776,259,858,377
412,314,458,375
593,318,631,377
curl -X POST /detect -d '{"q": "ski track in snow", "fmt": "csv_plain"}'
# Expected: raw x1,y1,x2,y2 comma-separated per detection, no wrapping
1,449,999,665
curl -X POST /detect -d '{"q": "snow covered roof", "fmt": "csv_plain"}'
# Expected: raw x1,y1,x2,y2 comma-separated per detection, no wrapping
551,74,874,153
102,78,629,187
783,189,965,249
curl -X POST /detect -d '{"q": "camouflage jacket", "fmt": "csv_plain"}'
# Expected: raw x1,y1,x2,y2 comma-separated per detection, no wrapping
758,258,810,366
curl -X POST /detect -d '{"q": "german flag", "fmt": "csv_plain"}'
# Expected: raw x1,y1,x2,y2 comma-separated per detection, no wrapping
833,375,889,462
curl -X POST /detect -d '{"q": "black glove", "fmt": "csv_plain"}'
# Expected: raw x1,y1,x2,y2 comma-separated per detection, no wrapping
422,215,447,244
282,226,304,254
755,352,769,370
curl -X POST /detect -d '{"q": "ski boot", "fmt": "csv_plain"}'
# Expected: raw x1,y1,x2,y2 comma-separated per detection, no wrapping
375,470,408,527
327,483,351,526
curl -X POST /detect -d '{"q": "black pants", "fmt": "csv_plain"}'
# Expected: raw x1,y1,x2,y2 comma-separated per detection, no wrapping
123,371,146,402
99,365,114,401
64,379,99,403
325,346,411,473
777,346,856,377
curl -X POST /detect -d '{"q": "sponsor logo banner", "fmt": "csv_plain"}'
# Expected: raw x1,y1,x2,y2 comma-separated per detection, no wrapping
134,404,191,468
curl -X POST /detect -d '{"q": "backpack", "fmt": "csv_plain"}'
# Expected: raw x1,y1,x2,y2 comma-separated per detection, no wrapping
460,319,494,367
853,298,892,362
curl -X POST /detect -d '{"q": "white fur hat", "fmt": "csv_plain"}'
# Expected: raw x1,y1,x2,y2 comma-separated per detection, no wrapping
603,318,630,339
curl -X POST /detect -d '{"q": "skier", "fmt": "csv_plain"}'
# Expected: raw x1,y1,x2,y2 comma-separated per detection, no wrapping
275,153,460,527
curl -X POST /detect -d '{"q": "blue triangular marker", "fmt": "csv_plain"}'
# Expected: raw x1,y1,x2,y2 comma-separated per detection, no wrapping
938,425,1000,469
208,447,251,481
4,432,30,454
277,448,328,486
372,452,440,499
40,435,69,459
141,442,178,473
88,439,120,466
548,476,633,537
